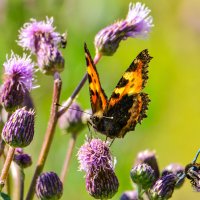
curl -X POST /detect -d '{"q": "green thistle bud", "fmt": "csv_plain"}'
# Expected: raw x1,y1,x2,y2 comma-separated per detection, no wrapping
130,163,156,190
2,107,35,148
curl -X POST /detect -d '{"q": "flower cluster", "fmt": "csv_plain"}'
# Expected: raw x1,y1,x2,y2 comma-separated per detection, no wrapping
77,138,119,199
121,150,185,200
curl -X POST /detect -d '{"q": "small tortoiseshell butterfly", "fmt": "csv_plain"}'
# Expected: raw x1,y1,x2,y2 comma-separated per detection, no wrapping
84,43,152,139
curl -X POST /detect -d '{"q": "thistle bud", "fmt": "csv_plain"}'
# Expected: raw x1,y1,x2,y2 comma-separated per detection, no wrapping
135,149,160,179
149,173,177,200
58,102,84,134
36,171,63,200
2,107,35,148
162,163,185,188
13,148,32,168
86,168,119,199
120,190,138,200
130,163,155,190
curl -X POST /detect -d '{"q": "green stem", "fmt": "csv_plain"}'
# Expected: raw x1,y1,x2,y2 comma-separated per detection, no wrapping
60,133,77,183
25,72,62,200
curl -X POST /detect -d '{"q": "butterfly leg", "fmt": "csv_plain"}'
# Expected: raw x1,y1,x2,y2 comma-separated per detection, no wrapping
192,149,200,164
87,121,93,142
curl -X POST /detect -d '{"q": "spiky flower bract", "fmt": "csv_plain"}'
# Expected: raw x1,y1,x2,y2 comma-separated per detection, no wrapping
36,171,63,200
2,107,35,148
0,53,34,111
94,2,153,56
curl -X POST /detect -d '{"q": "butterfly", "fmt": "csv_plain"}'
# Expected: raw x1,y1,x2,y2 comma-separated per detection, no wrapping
177,149,200,191
84,43,152,139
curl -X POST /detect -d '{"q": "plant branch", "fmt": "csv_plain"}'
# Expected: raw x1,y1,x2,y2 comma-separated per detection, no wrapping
0,146,15,191
25,72,62,200
60,133,77,183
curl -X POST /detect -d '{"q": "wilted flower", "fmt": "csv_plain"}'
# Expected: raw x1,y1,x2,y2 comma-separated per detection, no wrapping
58,102,85,133
149,173,177,200
86,168,119,199
162,163,185,188
13,148,32,168
77,138,114,173
135,149,160,179
2,107,35,148
94,2,153,56
120,190,138,200
130,163,156,190
18,17,66,74
0,53,34,111
36,171,63,200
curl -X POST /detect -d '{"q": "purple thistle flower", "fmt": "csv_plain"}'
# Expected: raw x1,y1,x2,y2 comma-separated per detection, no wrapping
120,190,138,200
36,171,63,200
13,148,32,168
94,2,153,56
18,17,66,75
149,173,177,200
0,52,34,111
162,163,185,188
135,149,160,180
58,101,85,134
2,107,35,148
86,168,119,199
77,138,114,174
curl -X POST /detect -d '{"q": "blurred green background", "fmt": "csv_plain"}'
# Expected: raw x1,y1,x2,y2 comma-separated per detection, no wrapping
0,0,200,199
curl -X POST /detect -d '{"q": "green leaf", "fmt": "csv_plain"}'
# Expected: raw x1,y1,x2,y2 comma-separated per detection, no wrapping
0,192,11,200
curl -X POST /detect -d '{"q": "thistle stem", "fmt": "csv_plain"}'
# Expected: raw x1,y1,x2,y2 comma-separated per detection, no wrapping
57,52,102,118
25,72,62,200
19,169,25,200
60,133,77,183
0,146,15,191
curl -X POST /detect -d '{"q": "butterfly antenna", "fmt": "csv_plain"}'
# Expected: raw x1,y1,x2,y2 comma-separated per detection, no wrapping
192,149,200,164
102,116,114,120
109,138,116,147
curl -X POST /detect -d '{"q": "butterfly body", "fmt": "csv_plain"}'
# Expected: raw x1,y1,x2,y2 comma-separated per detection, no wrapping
84,44,152,138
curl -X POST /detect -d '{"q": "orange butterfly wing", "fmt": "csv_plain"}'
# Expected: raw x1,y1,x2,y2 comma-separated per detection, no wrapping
84,44,107,114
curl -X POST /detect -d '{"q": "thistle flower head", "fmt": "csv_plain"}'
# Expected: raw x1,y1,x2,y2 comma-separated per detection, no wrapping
94,2,153,56
149,173,177,200
18,17,66,75
86,168,119,199
130,163,156,190
2,107,35,148
162,163,185,188
18,17,62,53
77,138,114,173
13,148,32,168
120,190,138,200
0,53,35,111
58,102,85,133
36,171,63,200
135,149,160,179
